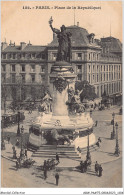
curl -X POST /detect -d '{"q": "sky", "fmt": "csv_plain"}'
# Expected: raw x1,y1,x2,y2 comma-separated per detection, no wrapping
1,1,122,45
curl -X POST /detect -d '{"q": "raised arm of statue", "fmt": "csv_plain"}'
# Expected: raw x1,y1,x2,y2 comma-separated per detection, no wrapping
50,25,60,34
49,17,60,34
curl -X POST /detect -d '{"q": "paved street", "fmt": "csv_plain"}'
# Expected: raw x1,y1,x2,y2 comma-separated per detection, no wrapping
1,105,122,187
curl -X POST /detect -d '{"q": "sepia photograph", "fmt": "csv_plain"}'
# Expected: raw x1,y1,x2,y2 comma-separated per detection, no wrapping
1,0,123,192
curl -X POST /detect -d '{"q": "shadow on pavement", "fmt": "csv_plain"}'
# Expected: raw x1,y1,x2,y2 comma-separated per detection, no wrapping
108,153,115,156
86,171,96,176
46,181,56,186
36,175,44,179
9,167,16,171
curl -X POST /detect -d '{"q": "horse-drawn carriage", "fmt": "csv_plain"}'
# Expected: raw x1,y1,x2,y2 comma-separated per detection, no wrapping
16,158,35,169
40,158,59,171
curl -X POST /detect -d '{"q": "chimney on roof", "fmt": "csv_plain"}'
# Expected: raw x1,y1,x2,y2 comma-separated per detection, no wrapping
1,42,8,50
9,40,12,46
28,40,32,46
77,22,79,27
20,42,26,50
9,40,15,46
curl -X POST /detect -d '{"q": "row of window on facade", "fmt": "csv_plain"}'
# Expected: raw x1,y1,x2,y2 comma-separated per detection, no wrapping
2,74,45,84
1,64,45,73
88,72,121,83
97,82,121,97
1,53,46,60
52,52,100,61
88,64,121,72
76,64,121,74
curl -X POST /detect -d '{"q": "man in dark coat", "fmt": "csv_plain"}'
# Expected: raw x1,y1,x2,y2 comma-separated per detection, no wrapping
98,137,101,143
55,172,59,186
80,161,85,173
16,160,19,171
95,121,98,127
56,153,60,163
84,160,87,172
25,149,28,158
44,167,47,180
95,161,99,175
98,164,103,177
13,150,17,159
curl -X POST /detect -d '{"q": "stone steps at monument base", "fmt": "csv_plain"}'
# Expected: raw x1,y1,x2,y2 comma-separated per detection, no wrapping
32,153,80,159
33,151,79,156
32,144,80,159
39,145,75,151
36,150,76,154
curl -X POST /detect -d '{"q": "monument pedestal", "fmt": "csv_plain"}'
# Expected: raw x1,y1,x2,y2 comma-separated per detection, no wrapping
29,61,96,150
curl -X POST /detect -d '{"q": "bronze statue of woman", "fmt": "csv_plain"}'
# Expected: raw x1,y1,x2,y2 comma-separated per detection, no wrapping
49,17,72,62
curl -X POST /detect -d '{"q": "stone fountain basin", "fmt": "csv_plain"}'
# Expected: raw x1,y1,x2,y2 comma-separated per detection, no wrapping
32,113,94,131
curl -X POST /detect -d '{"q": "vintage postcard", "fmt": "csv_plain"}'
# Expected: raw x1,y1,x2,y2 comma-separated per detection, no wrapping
1,0,123,194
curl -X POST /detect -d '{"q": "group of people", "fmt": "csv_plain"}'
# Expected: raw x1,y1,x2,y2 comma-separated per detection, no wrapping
95,161,103,177
13,147,28,170
80,159,91,173
79,160,103,177
43,153,60,185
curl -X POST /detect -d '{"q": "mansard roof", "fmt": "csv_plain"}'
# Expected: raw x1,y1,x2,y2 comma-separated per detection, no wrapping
100,36,122,53
47,25,100,48
2,45,46,52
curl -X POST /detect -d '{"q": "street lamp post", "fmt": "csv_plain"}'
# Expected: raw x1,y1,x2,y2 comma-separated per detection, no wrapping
111,112,115,139
16,75,23,137
114,122,120,156
20,126,25,159
86,129,91,163
1,119,5,150
17,111,20,136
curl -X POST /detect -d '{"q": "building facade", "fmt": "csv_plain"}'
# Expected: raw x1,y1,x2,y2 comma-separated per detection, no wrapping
1,24,122,106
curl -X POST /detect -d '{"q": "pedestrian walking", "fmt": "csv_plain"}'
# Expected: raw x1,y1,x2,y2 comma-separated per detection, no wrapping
80,161,85,173
95,161,99,175
77,146,81,153
25,148,28,158
13,150,17,159
98,164,103,177
44,167,47,180
56,153,60,163
12,145,15,152
98,137,101,143
55,172,59,186
16,160,19,171
96,141,100,147
84,160,87,172
95,121,98,127
7,135,10,144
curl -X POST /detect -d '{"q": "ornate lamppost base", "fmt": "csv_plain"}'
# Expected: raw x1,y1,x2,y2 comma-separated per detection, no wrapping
17,128,20,136
111,132,116,140
86,151,92,165
114,147,120,157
